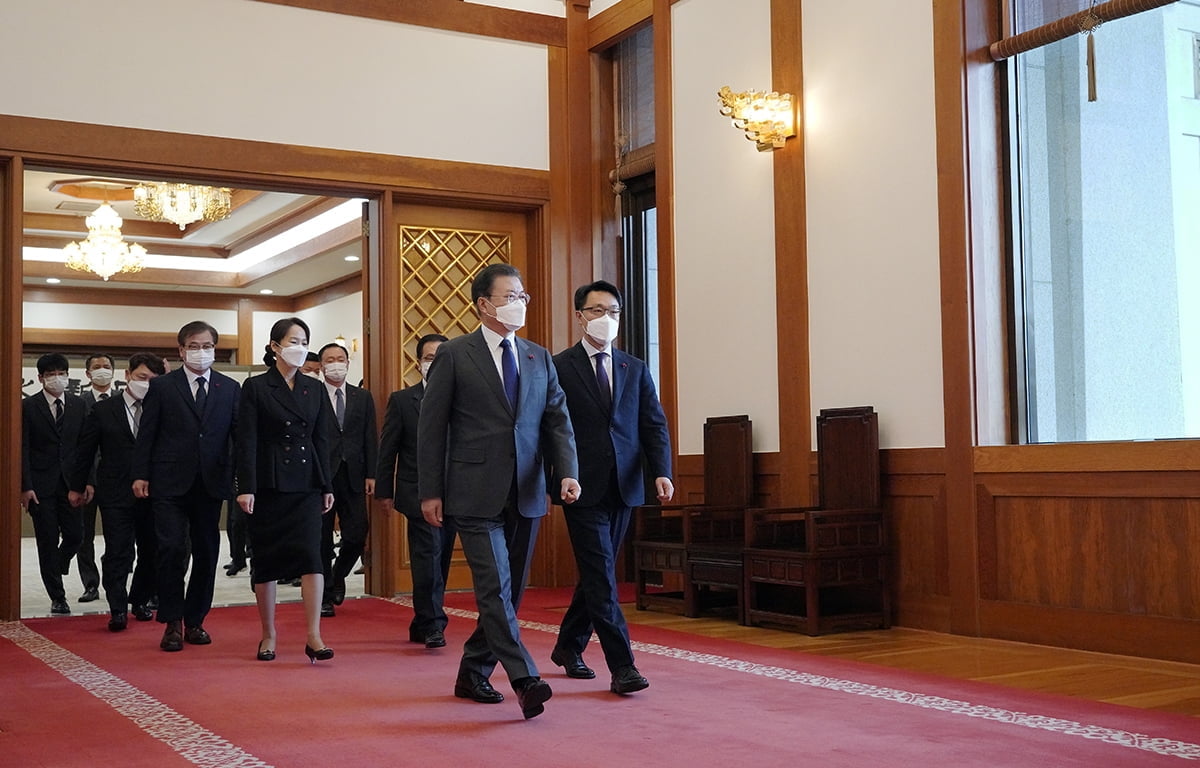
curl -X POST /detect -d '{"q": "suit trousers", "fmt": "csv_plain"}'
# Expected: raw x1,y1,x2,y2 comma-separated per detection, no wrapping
28,481,83,604
322,462,369,597
75,498,101,592
406,513,458,635
455,499,541,685
556,486,636,672
153,475,223,628
226,500,248,565
100,498,157,614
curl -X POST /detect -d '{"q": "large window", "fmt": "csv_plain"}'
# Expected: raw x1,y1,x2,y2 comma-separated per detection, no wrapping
1010,2,1200,442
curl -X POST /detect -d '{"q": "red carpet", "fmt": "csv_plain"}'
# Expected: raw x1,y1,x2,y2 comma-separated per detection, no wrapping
3,588,1198,767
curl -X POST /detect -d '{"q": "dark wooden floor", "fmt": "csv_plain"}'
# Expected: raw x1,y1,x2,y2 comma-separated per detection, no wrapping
623,607,1200,718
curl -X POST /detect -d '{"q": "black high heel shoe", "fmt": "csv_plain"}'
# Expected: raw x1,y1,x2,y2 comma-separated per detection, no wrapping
304,644,334,663
256,641,276,662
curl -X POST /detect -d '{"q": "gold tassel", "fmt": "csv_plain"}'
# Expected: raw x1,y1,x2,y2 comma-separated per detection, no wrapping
1086,30,1097,102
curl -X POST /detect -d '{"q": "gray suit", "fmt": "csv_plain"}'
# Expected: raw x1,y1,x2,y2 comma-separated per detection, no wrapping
417,327,577,685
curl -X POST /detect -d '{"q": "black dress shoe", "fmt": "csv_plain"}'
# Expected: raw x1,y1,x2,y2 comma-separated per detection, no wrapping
454,675,504,704
331,577,346,606
224,561,246,577
50,600,70,615
514,677,553,719
408,628,426,644
610,665,650,695
131,604,154,622
78,587,100,603
256,641,276,662
550,646,596,679
320,601,336,618
184,626,212,645
108,612,128,632
161,622,183,652
424,630,446,649
146,596,158,610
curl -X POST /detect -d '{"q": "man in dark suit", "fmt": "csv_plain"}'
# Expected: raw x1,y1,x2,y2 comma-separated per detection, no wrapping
133,320,240,652
377,333,457,648
21,353,87,615
75,352,118,604
550,280,674,695
417,263,580,720
71,353,167,631
317,341,378,617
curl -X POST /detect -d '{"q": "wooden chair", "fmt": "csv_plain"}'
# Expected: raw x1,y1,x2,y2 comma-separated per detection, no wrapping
634,415,753,621
742,406,890,634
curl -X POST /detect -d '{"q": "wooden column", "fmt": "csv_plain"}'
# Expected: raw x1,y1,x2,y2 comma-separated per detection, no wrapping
0,155,23,620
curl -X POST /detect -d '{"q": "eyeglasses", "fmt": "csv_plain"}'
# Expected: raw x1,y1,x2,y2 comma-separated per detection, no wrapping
488,292,532,306
184,343,216,351
580,306,621,319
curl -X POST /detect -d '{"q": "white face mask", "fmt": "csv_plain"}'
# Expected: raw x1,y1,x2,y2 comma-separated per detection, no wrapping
89,368,114,387
419,361,433,380
43,374,69,396
125,379,150,400
278,344,309,368
322,362,348,383
185,347,215,372
585,314,620,346
490,299,526,332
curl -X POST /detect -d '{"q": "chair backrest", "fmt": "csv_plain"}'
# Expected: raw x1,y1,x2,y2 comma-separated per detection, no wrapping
816,406,880,509
702,415,754,507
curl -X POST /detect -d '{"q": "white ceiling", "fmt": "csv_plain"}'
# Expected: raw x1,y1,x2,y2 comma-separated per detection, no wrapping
21,169,365,298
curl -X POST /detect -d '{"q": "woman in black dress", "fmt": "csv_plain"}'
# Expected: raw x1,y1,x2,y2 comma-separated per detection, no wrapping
236,317,336,662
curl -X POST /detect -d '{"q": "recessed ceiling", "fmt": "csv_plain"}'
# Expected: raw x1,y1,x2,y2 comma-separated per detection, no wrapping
21,169,366,298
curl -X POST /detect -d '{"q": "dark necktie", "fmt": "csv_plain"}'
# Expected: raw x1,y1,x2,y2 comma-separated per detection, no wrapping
131,400,142,437
594,352,612,411
195,377,208,411
335,388,346,429
54,399,64,430
499,338,518,411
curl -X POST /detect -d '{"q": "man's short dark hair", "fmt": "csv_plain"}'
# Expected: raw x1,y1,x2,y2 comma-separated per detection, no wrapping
177,320,219,347
305,350,321,363
471,263,522,305
36,353,69,375
84,353,115,371
318,343,349,360
127,352,167,376
573,280,623,312
416,333,449,360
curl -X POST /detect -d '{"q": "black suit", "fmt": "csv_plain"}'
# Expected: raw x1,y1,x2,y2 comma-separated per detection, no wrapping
322,382,378,600
552,342,672,672
132,367,239,630
417,327,577,687
74,389,112,595
377,381,458,637
72,392,156,614
21,391,87,604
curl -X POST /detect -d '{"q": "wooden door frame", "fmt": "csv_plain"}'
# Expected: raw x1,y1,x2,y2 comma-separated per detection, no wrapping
0,114,556,619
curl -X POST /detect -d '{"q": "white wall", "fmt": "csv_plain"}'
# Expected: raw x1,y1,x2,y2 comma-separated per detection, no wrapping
0,0,549,170
802,1,945,449
23,303,237,339
672,0,780,455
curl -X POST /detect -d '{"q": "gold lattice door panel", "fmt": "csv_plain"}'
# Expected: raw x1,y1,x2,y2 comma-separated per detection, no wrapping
398,225,510,385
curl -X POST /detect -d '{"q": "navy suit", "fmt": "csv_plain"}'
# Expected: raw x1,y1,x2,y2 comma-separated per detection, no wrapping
417,327,578,686
377,381,458,638
552,341,672,671
72,393,156,615
21,391,87,605
132,367,239,630
322,382,377,599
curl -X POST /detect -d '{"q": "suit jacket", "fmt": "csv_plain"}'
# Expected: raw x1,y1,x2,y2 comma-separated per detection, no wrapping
71,394,138,507
21,392,87,498
327,383,378,486
236,367,334,495
417,327,578,519
376,381,425,518
131,367,239,499
553,342,672,508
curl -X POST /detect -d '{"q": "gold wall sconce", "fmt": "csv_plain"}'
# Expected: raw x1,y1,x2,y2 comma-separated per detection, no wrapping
717,86,796,151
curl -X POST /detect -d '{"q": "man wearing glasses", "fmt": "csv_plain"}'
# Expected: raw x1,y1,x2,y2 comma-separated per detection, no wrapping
548,280,673,696
417,263,580,720
133,321,240,653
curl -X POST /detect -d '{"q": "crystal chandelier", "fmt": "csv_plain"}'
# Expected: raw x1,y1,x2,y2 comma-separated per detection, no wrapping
133,182,233,230
63,203,147,281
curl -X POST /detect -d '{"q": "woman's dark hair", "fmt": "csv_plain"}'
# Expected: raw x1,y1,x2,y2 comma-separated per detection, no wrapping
262,316,311,367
